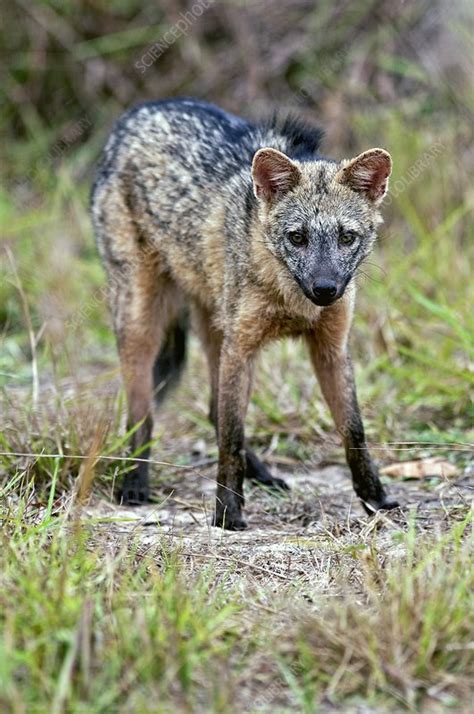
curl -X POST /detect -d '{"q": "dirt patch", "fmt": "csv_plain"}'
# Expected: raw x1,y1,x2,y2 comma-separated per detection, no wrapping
85,462,473,589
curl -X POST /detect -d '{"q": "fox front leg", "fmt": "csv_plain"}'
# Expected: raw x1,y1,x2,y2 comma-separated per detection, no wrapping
212,343,253,530
306,333,399,513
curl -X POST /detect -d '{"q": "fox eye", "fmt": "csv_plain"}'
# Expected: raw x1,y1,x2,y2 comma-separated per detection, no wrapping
287,230,308,247
339,232,357,246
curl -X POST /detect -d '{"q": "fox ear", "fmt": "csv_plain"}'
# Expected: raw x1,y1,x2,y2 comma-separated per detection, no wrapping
252,148,301,202
337,148,392,203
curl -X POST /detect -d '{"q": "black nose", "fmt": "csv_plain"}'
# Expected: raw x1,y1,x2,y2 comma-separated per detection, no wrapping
312,279,338,305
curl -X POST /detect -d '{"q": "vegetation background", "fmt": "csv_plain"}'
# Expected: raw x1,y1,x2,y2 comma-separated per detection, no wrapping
0,1,472,712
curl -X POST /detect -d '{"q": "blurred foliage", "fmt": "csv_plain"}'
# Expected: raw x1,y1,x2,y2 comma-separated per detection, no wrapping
2,0,472,160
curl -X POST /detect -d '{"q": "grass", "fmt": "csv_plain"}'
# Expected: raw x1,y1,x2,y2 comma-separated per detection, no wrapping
1,478,472,712
0,505,242,712
284,518,473,711
1,20,473,711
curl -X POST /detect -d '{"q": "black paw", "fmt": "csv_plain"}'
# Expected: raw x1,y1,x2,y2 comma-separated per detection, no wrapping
252,473,290,492
212,511,247,530
118,474,149,506
212,498,247,530
246,451,290,492
360,495,400,515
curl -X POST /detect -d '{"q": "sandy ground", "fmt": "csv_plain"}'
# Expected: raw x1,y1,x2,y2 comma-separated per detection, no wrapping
84,459,473,590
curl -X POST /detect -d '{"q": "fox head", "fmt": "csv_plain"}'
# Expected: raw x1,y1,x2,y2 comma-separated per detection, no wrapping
251,147,392,307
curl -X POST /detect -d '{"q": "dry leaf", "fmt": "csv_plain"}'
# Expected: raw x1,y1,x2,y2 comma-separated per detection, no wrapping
381,457,459,480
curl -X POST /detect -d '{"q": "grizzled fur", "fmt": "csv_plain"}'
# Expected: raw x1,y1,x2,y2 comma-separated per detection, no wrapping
91,98,398,530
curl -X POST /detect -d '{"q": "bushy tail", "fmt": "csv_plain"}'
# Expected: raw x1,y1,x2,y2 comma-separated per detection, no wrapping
153,311,188,405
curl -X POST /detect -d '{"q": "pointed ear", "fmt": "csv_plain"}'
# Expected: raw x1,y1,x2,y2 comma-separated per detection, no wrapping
336,148,392,203
252,148,301,202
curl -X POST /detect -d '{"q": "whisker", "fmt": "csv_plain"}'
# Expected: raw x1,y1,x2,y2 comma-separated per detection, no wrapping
355,268,384,285
361,259,387,277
